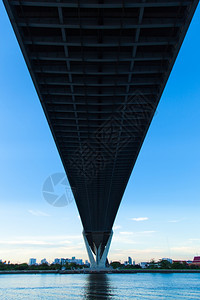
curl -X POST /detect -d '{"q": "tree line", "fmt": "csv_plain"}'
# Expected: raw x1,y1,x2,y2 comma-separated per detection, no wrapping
110,260,200,270
0,262,89,271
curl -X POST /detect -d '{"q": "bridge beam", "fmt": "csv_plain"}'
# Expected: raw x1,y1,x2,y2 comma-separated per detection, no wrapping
83,230,113,269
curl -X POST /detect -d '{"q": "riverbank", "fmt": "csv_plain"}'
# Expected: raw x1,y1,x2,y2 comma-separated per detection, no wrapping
1,269,200,274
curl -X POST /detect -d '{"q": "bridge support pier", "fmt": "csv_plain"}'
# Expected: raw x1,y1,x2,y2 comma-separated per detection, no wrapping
83,230,113,269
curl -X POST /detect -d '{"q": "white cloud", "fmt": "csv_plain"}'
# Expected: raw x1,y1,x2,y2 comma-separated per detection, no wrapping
120,231,133,235
168,218,185,223
28,210,50,217
110,248,164,262
113,230,156,246
15,235,82,242
168,219,180,223
113,248,162,255
139,231,156,234
113,225,122,230
119,230,156,237
0,239,72,247
0,240,52,246
131,217,149,222
112,235,138,245
171,246,196,254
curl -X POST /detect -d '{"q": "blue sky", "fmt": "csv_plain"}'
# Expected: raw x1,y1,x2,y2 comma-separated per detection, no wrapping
0,2,200,264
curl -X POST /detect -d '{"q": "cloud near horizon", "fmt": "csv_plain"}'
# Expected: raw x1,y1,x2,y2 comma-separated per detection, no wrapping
119,231,156,236
28,210,50,217
168,219,184,223
131,217,149,222
113,225,122,230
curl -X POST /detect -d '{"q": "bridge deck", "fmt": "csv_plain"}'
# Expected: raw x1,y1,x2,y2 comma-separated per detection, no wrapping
3,0,199,252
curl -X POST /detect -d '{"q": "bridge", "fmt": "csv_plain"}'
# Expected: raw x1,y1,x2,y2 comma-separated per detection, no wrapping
3,0,199,268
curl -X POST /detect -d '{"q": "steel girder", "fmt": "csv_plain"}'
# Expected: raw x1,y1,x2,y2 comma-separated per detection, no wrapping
3,0,199,256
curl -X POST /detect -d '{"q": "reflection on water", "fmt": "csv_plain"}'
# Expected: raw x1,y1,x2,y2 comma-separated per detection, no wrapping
84,274,114,299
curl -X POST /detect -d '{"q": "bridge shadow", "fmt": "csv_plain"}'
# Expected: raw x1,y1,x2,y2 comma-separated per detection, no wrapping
84,273,114,299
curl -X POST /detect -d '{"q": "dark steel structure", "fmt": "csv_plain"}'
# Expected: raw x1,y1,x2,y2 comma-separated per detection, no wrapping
3,0,199,267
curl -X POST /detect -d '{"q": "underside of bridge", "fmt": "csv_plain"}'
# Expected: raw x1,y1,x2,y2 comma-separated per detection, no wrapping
3,0,199,268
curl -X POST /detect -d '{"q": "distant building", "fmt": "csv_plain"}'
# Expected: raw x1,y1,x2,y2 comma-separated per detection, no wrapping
186,260,193,265
191,256,200,266
85,260,90,266
128,257,132,265
0,259,2,263
29,258,36,265
132,261,135,266
68,257,83,265
61,258,67,265
173,260,189,265
54,258,60,264
162,258,173,264
76,259,83,265
53,257,84,265
41,258,48,264
69,257,76,263
140,262,148,269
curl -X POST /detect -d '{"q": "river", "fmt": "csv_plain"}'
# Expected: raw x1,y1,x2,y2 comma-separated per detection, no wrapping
0,273,200,299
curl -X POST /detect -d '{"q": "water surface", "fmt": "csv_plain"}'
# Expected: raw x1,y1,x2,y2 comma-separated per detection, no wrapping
0,273,200,299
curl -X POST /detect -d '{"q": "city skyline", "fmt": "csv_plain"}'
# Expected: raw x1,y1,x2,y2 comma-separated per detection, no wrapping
1,255,199,267
0,1,200,264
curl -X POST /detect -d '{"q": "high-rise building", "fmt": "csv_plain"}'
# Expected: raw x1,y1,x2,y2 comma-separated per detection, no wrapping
54,258,60,264
76,259,83,265
29,258,36,265
53,257,85,266
60,258,67,265
41,258,48,264
68,257,83,265
128,257,132,265
140,262,148,269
